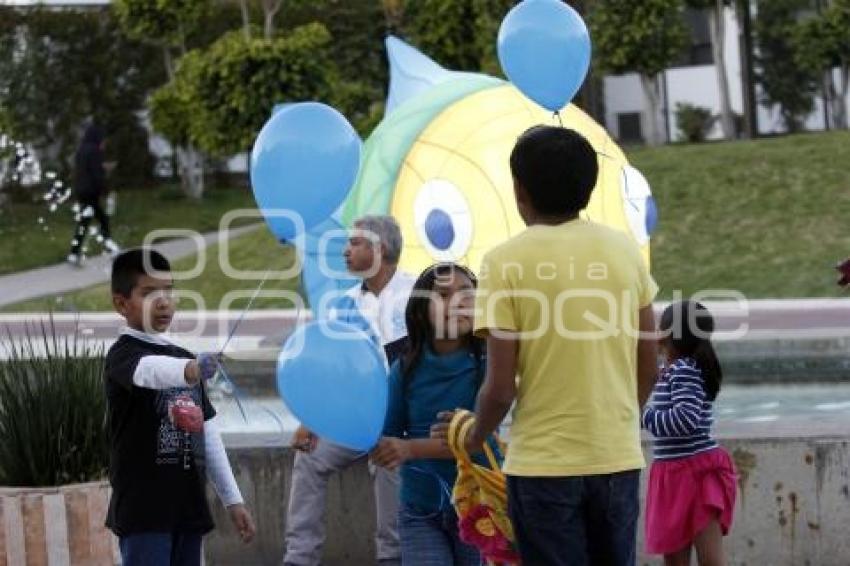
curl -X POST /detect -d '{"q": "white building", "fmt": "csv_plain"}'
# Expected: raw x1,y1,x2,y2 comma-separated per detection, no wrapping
604,4,848,143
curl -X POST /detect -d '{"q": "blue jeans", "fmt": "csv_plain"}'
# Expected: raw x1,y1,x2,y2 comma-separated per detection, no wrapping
119,532,202,566
398,503,482,566
507,470,640,566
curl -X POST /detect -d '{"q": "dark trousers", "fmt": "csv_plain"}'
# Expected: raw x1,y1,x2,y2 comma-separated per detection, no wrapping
119,532,202,566
506,470,640,566
70,195,110,255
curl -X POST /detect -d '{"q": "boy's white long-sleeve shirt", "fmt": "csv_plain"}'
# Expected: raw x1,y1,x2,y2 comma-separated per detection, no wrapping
121,327,244,507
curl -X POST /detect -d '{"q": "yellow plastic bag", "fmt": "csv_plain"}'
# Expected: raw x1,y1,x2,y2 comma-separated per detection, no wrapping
448,410,520,565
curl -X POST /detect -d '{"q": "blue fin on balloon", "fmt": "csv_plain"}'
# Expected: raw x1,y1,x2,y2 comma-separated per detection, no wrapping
385,35,480,115
299,214,359,318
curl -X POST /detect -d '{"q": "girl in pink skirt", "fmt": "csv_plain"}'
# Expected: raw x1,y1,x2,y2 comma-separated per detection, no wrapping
643,301,737,566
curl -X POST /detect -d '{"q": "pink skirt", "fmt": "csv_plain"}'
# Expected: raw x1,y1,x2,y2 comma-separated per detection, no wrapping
645,447,737,555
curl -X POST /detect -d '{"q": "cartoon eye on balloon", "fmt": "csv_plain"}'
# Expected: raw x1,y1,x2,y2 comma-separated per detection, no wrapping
413,178,475,261
621,165,659,246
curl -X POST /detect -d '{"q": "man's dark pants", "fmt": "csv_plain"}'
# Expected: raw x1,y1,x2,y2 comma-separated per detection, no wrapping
507,470,640,566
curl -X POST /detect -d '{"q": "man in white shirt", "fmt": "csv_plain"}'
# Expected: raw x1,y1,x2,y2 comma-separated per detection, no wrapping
284,216,414,566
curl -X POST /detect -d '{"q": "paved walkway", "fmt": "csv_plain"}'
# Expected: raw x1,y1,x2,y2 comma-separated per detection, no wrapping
0,223,262,308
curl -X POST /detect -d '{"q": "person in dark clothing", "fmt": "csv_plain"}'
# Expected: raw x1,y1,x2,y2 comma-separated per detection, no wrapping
68,123,119,265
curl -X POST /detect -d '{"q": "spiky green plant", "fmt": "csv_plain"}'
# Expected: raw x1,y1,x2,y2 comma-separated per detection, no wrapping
0,317,108,486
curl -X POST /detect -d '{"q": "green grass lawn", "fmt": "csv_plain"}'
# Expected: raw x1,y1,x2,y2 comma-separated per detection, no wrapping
631,130,850,299
0,183,256,275
4,130,849,310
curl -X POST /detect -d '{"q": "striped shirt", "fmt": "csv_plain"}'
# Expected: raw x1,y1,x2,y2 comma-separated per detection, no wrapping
642,357,718,461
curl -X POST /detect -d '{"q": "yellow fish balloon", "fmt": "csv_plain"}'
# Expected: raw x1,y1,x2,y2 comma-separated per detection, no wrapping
302,37,657,309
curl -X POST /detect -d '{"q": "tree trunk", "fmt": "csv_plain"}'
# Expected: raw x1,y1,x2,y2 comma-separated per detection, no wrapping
264,12,274,39
382,0,404,31
822,70,836,130
176,144,204,199
162,46,175,80
240,0,251,40
834,65,849,130
709,0,735,139
162,46,203,198
640,74,663,146
262,0,282,40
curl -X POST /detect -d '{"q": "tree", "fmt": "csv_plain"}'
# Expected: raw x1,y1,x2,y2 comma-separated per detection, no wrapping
794,0,850,129
165,24,336,156
115,0,209,198
590,0,688,146
400,0,481,71
472,0,519,75
276,0,390,134
754,0,819,133
684,0,736,139
393,0,518,74
0,7,160,185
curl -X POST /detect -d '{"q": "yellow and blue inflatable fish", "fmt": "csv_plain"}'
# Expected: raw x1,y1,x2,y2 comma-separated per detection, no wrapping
301,36,657,313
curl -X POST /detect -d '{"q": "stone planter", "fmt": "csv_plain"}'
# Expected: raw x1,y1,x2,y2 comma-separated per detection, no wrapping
0,480,117,565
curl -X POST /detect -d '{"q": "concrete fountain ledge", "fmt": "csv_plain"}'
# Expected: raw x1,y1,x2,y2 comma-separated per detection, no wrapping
205,435,850,565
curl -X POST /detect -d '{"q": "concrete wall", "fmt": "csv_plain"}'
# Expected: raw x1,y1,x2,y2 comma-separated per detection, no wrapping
205,437,850,566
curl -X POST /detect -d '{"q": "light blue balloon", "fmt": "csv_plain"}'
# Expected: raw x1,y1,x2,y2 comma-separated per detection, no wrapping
251,102,362,241
497,0,591,111
277,320,387,451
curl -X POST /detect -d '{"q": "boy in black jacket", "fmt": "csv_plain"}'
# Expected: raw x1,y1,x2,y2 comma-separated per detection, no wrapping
104,248,255,565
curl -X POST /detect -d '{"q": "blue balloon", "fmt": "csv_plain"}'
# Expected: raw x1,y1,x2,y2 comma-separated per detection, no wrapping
497,0,591,111
251,103,362,241
277,320,387,451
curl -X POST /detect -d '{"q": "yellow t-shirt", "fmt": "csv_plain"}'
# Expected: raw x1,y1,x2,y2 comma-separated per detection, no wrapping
474,219,658,477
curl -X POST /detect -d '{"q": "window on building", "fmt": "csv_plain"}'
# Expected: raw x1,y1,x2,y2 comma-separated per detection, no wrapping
617,113,643,143
672,8,714,67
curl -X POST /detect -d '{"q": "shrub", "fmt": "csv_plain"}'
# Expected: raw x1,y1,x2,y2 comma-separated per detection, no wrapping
675,102,718,143
0,318,108,487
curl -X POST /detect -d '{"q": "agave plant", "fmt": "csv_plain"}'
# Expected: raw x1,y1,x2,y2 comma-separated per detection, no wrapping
0,316,108,487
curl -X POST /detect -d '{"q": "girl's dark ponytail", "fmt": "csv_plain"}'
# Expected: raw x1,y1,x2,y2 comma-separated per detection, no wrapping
659,300,723,401
693,338,722,401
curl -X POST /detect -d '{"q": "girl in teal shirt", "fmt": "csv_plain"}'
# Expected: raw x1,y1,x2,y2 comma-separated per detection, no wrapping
371,263,485,566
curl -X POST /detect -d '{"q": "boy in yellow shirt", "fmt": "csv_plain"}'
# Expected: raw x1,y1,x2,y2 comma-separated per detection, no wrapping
437,126,658,565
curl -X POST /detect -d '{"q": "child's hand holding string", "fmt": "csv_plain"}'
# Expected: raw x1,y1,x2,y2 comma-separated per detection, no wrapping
430,410,477,445
370,437,413,470
184,352,223,385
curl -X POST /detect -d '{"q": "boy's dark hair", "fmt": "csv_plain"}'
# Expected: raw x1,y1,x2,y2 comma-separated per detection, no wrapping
659,301,724,401
111,248,171,297
509,126,599,216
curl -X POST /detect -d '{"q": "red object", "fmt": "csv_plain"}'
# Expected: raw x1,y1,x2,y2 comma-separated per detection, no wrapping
169,396,203,433
837,258,850,287
645,447,737,555
458,504,520,564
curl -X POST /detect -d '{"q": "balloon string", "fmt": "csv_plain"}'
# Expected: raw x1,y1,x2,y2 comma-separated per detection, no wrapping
214,360,249,422
352,453,454,516
214,359,287,431
554,110,564,127
219,268,273,355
